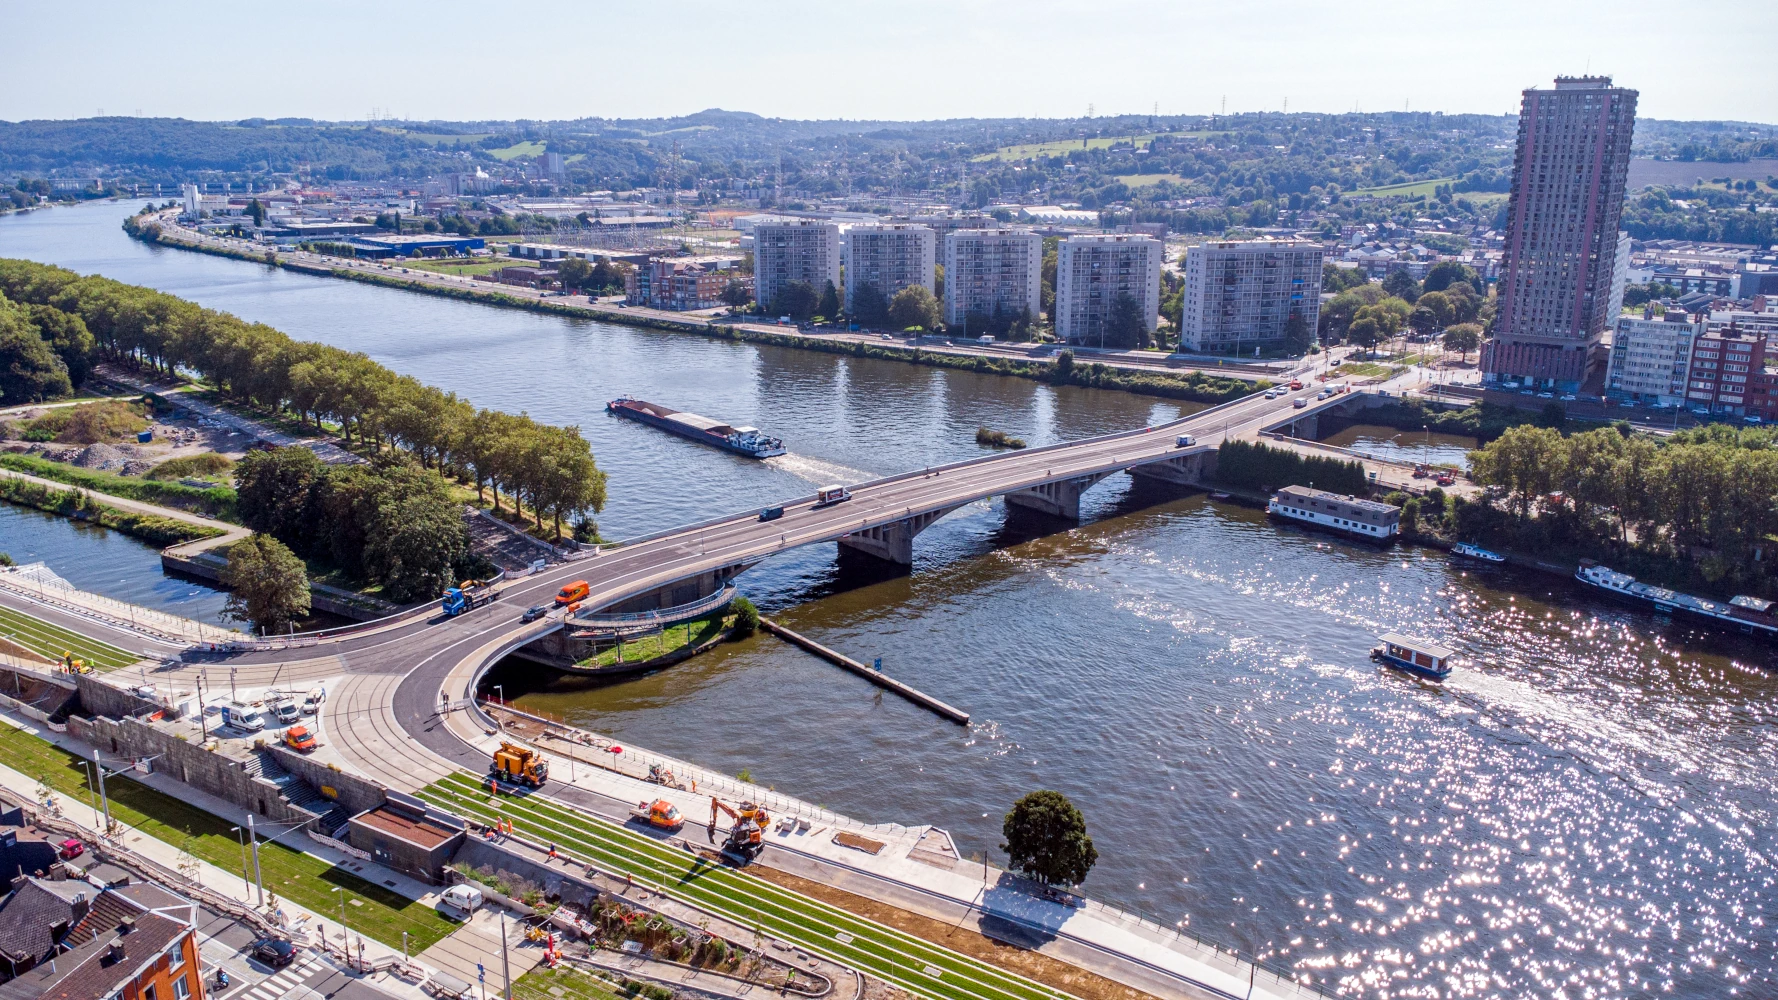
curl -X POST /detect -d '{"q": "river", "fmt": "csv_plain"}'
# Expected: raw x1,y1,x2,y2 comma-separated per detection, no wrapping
3,202,1773,999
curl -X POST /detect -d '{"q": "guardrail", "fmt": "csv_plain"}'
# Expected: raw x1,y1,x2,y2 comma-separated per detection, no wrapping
569,585,737,629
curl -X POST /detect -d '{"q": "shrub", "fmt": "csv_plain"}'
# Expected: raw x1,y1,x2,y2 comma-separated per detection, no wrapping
730,596,759,637
1215,439,1369,496
146,452,235,481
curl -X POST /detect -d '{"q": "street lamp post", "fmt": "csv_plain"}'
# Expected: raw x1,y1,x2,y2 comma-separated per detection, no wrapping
247,814,264,906
230,825,251,893
75,761,98,817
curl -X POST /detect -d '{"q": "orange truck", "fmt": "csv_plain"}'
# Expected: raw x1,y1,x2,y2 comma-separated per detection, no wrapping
555,580,589,606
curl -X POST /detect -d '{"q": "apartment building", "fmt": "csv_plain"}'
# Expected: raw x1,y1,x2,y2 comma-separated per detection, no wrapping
1054,234,1162,346
844,224,935,308
625,255,746,311
943,229,1043,329
1684,328,1766,416
1178,240,1324,353
1606,309,1701,406
1483,76,1638,392
753,220,841,312
0,879,205,1000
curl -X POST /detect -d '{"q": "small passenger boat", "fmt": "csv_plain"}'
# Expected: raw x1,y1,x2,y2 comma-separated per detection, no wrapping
1370,632,1454,680
1450,541,1505,564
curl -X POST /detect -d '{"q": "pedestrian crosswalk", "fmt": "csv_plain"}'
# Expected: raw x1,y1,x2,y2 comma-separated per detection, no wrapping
237,956,325,1000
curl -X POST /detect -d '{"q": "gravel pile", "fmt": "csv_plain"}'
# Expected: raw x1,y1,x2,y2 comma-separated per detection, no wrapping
71,443,129,471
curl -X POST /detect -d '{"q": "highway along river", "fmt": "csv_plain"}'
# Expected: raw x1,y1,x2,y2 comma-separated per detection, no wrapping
5,202,1775,999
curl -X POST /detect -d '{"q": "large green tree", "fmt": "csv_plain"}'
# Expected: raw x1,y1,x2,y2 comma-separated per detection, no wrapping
222,533,311,634
1002,790,1098,887
887,285,942,331
1103,292,1148,349
0,298,72,402
771,280,820,321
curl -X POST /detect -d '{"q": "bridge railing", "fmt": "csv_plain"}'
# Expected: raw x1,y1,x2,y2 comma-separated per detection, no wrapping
569,585,737,629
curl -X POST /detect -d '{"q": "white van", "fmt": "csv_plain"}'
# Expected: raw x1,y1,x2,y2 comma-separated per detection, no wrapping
220,701,265,732
439,884,484,917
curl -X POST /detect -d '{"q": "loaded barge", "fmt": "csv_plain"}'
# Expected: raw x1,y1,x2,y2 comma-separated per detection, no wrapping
1575,561,1778,638
607,397,785,458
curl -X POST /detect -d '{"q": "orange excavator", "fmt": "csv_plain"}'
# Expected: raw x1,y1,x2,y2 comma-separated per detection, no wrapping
709,797,770,861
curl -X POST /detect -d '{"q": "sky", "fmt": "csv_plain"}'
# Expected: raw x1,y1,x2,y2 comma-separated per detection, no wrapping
4,0,1774,125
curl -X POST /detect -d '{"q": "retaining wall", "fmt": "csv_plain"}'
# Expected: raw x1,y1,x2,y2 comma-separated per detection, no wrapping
67,714,320,826
450,837,600,911
265,744,387,816
75,674,160,720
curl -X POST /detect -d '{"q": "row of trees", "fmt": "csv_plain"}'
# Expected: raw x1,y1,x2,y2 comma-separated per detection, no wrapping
0,258,607,540
1319,262,1489,359
1468,423,1778,583
235,448,489,604
0,289,95,402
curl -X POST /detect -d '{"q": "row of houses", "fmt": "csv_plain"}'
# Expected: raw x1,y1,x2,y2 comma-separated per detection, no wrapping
1606,296,1778,420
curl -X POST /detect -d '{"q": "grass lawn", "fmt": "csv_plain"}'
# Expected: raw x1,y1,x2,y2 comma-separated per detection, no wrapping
972,132,1168,162
396,258,511,277
1351,178,1456,199
1336,361,1403,378
0,724,459,950
487,140,547,161
512,967,627,1000
0,606,138,670
419,773,1071,1000
1112,173,1191,188
576,611,732,669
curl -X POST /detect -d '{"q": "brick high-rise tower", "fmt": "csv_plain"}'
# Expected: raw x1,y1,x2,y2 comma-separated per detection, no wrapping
1482,76,1638,391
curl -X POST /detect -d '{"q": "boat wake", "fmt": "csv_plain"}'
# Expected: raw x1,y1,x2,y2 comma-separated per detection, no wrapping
765,453,876,486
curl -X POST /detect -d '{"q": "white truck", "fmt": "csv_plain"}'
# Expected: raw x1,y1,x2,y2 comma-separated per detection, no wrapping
220,701,265,732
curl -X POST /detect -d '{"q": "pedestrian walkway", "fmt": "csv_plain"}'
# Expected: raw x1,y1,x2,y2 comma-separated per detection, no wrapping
97,365,361,465
226,953,329,1000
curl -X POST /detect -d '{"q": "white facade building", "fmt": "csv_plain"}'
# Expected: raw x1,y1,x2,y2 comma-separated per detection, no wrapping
1178,240,1324,354
181,183,201,216
1605,231,1633,322
844,224,935,310
753,220,841,312
943,229,1043,329
1606,310,1701,406
1054,235,1162,346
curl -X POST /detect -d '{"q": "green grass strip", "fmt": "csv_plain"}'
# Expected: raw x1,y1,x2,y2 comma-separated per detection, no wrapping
0,604,138,670
0,724,458,950
421,773,1073,1000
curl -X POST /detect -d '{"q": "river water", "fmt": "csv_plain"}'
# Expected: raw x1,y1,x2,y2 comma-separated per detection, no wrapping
4,202,1774,999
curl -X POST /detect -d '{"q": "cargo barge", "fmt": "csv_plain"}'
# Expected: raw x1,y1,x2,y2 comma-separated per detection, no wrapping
1575,561,1778,638
607,397,785,458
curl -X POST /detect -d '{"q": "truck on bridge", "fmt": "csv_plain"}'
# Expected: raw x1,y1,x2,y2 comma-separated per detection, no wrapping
442,581,500,616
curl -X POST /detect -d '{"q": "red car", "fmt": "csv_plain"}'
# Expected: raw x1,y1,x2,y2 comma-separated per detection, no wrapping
58,838,84,860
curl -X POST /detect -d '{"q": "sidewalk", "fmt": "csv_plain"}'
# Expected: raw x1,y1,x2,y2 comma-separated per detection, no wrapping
0,707,440,996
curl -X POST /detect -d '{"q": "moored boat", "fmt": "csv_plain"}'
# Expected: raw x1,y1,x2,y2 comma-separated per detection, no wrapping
1371,632,1454,680
1574,561,1778,638
1266,485,1401,542
1451,541,1506,564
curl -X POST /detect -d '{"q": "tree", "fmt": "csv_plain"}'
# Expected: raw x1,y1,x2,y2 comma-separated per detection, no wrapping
730,596,759,637
1422,261,1479,293
816,281,840,321
222,533,311,634
25,304,94,388
1001,790,1098,887
245,199,266,227
849,283,889,328
1442,323,1481,361
1412,291,1454,335
887,285,941,331
1469,425,1565,518
771,280,819,321
1382,267,1421,303
1322,263,1368,293
557,257,593,292
1053,348,1074,382
1319,284,1385,342
719,279,751,309
0,300,73,402
1283,313,1314,355
1103,292,1148,349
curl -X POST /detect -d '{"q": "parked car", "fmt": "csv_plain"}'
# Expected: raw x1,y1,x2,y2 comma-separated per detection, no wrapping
251,938,296,968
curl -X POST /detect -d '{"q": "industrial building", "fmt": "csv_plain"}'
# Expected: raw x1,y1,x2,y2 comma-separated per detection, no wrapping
1177,240,1324,354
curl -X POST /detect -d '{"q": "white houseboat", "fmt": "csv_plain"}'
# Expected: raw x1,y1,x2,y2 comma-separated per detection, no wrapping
1371,633,1454,680
1266,485,1401,542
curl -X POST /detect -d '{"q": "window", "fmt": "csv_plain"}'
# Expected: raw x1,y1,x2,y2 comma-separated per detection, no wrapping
173,977,191,1000
144,986,158,1000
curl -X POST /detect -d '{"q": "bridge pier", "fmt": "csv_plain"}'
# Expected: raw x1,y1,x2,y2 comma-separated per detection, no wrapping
835,508,954,566
1127,449,1216,487
1004,473,1111,520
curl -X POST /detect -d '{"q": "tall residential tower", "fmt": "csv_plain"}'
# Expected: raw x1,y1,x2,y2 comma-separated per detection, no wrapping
1482,75,1638,391
753,220,841,313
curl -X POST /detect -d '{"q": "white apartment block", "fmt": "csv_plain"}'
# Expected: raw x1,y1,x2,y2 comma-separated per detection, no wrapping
943,229,1043,329
844,224,935,307
1178,240,1324,353
753,220,841,311
1607,311,1701,405
1054,235,1162,345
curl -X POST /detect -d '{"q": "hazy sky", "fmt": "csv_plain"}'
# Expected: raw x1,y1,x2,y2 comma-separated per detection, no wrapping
5,0,1774,125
